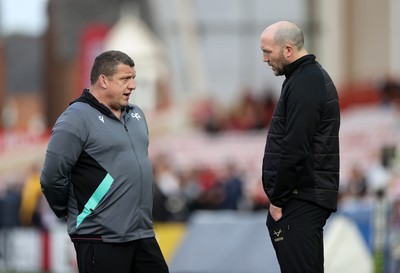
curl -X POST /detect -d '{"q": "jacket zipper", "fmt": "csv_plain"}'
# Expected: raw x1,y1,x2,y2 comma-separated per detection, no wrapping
123,118,145,231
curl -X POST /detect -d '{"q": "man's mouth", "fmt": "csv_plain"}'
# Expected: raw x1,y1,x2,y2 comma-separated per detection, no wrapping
123,93,131,100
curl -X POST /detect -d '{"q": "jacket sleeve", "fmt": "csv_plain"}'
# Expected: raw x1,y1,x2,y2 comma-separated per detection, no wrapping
40,111,85,218
270,74,325,207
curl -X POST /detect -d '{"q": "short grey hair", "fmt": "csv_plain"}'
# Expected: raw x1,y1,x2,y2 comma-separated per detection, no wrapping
274,23,304,50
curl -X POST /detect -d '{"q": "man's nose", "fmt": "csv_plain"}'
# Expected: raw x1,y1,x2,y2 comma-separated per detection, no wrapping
129,79,136,90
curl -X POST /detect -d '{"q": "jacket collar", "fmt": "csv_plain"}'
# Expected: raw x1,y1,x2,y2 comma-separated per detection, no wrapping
283,54,316,78
70,89,134,119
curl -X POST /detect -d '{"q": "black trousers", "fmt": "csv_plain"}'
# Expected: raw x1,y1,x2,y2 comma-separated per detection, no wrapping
73,237,169,273
266,199,331,273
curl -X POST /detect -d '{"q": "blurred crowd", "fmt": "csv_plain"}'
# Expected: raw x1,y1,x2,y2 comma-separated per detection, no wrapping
2,141,400,225
191,88,276,134
152,153,270,222
0,153,269,229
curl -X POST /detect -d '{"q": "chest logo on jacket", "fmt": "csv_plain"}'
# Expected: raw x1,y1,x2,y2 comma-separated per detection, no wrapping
98,116,104,123
131,113,141,121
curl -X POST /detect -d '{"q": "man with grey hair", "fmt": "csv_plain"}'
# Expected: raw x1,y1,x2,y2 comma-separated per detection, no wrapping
260,21,340,272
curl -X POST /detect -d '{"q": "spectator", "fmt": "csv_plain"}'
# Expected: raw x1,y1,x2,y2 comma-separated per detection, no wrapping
365,150,391,195
178,168,201,213
379,76,400,106
0,182,21,228
342,164,368,200
153,154,187,221
19,164,43,227
218,162,243,210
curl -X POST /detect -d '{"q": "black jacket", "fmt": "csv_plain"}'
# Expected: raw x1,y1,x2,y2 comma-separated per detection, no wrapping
262,54,340,211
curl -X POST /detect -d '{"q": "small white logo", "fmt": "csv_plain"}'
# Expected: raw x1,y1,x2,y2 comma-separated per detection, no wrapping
273,229,282,237
273,229,284,242
99,116,104,123
131,113,141,121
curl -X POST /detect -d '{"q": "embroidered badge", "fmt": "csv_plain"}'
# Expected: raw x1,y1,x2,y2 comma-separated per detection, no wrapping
131,113,141,121
273,229,284,242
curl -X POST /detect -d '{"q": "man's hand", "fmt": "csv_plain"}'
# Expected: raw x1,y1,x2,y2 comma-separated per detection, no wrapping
269,203,283,222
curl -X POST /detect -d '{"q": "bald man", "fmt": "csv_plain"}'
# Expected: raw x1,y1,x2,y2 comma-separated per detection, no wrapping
260,21,340,272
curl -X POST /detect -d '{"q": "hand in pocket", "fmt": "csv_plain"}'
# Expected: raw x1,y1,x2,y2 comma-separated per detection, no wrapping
269,203,283,222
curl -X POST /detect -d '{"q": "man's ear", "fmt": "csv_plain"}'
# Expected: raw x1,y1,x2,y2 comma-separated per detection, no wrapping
284,44,293,59
99,74,108,89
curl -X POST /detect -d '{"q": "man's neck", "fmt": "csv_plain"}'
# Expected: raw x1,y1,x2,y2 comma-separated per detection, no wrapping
89,88,122,120
290,49,308,63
